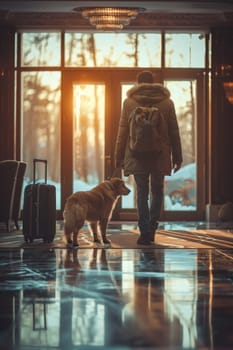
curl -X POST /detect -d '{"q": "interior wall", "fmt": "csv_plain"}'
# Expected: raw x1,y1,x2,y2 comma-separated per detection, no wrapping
211,28,233,204
0,26,15,160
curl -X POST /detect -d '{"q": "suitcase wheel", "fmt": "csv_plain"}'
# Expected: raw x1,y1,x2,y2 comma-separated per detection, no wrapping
43,237,53,243
24,237,33,243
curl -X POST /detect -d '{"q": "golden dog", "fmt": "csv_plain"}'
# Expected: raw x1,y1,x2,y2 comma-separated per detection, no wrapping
63,177,130,247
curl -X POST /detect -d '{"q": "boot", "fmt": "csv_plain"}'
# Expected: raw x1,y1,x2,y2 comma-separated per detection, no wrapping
150,222,159,243
150,230,156,243
137,233,152,245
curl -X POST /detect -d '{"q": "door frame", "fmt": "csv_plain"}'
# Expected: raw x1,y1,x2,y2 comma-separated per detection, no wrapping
61,68,206,221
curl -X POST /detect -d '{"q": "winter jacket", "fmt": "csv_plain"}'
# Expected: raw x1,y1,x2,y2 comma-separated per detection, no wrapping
114,83,183,176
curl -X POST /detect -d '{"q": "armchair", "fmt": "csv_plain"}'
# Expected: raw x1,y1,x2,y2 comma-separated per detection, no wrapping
0,160,27,232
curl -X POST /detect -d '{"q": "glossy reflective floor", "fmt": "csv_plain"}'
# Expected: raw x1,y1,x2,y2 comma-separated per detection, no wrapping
0,222,233,350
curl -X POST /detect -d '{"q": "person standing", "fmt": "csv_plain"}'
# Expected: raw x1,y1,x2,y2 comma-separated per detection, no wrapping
114,70,183,245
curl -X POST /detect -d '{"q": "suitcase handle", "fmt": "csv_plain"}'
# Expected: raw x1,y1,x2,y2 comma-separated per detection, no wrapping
33,159,47,184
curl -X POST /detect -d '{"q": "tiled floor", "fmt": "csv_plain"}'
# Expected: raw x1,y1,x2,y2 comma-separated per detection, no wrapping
0,222,233,349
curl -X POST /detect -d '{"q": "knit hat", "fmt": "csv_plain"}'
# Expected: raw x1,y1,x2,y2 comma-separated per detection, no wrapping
137,70,154,84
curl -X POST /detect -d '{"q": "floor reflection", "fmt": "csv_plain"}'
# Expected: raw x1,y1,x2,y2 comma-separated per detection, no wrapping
0,247,233,349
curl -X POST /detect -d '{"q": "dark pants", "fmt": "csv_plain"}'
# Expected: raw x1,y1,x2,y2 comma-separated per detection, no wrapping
134,171,164,240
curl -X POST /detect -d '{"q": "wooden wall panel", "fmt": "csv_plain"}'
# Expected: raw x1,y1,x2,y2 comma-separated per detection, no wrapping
0,26,15,160
211,28,233,203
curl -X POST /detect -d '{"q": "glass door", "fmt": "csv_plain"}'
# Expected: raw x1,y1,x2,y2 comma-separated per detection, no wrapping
61,70,205,221
72,83,105,192
118,73,205,221
61,70,112,211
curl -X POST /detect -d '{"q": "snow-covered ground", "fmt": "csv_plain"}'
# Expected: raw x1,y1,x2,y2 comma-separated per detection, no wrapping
22,163,196,211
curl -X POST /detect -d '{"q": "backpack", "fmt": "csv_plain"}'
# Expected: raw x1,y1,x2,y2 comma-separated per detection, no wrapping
128,106,167,157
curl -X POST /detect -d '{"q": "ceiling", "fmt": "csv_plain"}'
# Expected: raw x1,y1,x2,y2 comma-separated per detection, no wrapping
0,1,233,30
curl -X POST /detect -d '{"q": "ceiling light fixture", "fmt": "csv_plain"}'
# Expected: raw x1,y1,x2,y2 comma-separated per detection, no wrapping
74,7,145,31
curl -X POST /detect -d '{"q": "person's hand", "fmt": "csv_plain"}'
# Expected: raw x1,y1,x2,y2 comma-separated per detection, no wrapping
173,162,181,173
115,160,124,168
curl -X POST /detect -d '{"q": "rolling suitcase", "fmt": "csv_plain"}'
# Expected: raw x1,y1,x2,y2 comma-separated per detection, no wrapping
23,159,56,243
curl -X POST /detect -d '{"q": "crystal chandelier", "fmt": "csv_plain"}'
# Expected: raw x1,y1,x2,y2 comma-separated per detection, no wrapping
74,7,144,31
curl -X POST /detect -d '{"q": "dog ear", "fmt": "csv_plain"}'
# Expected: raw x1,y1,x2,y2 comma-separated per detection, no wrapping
110,177,122,188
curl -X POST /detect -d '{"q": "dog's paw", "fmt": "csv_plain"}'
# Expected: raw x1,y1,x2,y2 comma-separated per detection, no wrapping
66,238,73,248
93,238,102,244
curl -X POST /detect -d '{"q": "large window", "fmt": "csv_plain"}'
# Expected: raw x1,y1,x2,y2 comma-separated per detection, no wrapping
165,33,205,68
21,71,61,207
65,33,161,67
21,32,61,66
17,31,207,214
